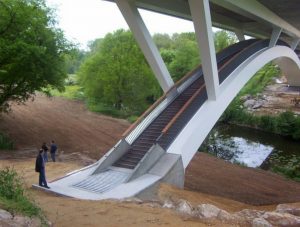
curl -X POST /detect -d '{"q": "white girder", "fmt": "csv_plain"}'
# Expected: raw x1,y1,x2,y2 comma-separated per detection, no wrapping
234,29,245,41
210,0,300,39
291,38,300,50
115,0,174,93
189,0,219,100
167,46,300,167
269,27,282,47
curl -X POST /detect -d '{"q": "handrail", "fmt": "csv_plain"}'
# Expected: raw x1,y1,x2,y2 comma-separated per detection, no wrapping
122,66,202,138
159,40,264,136
218,40,261,73
169,65,202,91
122,39,260,138
161,83,206,134
121,92,168,137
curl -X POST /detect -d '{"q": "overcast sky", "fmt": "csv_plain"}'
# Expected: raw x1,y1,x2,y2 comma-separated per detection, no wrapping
46,0,196,49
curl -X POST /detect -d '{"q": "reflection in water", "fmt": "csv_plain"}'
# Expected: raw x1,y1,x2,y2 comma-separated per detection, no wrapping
200,124,300,170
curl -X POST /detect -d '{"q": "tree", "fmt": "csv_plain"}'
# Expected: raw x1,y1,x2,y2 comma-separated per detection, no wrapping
0,0,70,112
169,33,200,81
214,30,237,52
78,29,160,115
64,48,86,74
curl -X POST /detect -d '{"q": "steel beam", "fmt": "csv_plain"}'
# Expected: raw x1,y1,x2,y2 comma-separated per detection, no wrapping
115,0,174,93
211,0,300,39
235,29,245,41
188,0,219,100
269,27,282,47
291,38,300,50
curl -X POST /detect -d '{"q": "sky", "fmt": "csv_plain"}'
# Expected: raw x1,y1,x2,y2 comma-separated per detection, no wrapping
46,0,196,49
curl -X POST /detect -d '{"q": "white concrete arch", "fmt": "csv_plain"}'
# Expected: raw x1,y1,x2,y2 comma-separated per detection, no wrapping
167,46,300,168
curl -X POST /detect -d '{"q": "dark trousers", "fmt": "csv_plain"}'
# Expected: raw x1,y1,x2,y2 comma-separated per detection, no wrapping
50,152,56,162
39,168,48,187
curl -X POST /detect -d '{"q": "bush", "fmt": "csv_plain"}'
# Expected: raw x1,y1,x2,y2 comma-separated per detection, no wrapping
277,111,296,136
0,167,42,217
260,115,278,132
271,165,300,182
0,133,14,150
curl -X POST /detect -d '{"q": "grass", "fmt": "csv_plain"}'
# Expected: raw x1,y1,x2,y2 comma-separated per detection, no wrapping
271,166,300,182
0,167,46,223
0,133,14,150
50,85,84,100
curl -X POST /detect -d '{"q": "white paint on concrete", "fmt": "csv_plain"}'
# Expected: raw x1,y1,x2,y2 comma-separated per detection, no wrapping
115,0,174,93
167,46,300,167
235,29,245,41
210,0,300,39
189,0,219,100
291,38,300,50
269,27,282,47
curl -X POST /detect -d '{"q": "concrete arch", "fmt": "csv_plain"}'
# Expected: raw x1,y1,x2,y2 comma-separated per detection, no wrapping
167,46,300,168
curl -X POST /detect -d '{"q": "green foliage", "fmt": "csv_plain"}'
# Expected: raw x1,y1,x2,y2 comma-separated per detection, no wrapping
0,0,70,112
51,85,84,100
271,165,300,182
0,167,42,217
169,33,200,81
64,48,86,74
0,133,13,150
260,115,278,132
214,30,237,52
239,64,280,96
78,29,161,116
153,33,172,50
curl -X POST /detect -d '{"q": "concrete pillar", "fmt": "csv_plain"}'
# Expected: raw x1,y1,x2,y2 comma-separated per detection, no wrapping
188,0,219,100
235,29,245,41
115,0,174,93
291,38,300,50
269,27,282,47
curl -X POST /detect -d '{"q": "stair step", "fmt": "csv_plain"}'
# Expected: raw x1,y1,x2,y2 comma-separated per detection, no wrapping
113,163,135,169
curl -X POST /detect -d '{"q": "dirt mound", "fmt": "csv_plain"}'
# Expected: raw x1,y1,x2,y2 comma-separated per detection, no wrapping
0,94,129,160
0,94,300,206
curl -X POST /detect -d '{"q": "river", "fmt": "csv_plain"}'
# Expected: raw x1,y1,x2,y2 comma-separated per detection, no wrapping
200,124,300,171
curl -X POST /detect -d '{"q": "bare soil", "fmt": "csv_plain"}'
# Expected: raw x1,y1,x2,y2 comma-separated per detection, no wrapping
252,83,300,116
0,94,300,226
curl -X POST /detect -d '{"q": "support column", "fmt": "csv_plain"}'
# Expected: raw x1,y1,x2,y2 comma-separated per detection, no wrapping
269,27,282,47
291,38,300,50
235,29,245,41
115,0,174,93
188,0,219,100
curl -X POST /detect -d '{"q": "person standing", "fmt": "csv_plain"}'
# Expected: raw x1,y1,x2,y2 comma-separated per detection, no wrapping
42,142,48,162
35,149,50,188
50,140,57,162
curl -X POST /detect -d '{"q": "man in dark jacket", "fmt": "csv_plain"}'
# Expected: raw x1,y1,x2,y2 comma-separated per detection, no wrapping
41,142,48,162
35,149,50,188
50,140,57,162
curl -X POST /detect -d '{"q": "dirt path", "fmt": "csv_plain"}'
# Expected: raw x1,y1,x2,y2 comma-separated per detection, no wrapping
0,94,300,226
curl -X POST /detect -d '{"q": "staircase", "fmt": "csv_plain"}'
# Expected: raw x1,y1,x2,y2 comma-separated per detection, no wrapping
113,39,261,169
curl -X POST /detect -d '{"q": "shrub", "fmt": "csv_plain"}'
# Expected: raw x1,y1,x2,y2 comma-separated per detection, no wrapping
0,133,14,150
260,115,278,132
277,111,296,136
0,167,42,217
271,165,300,182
